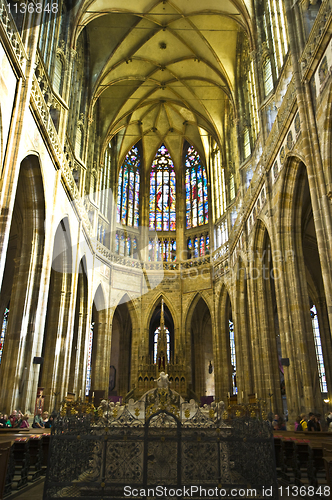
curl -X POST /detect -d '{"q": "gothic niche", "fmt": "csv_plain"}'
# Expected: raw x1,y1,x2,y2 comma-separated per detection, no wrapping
136,299,186,398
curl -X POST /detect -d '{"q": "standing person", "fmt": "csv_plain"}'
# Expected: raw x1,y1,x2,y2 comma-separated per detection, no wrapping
326,411,332,427
315,413,322,431
298,413,308,431
307,412,317,431
295,416,301,431
32,408,45,429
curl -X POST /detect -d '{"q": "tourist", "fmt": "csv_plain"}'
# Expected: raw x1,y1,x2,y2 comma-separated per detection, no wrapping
315,413,322,431
43,411,50,427
32,408,45,428
294,416,301,431
307,412,317,431
20,414,29,429
297,413,308,431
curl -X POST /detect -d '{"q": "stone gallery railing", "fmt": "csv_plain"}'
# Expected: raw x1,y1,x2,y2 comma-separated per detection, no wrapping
0,0,27,72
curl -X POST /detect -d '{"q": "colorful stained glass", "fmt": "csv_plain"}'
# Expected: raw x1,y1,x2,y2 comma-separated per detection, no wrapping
149,239,154,261
194,237,199,258
85,321,94,396
127,236,131,257
120,234,125,256
185,144,209,228
206,235,210,254
115,232,119,254
133,238,138,258
200,235,205,256
229,319,237,395
0,306,9,365
117,145,140,227
149,144,176,231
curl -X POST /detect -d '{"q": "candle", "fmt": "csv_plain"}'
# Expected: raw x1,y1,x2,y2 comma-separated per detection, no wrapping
79,390,81,398
241,391,244,399
255,393,257,399
92,392,94,398
227,392,230,398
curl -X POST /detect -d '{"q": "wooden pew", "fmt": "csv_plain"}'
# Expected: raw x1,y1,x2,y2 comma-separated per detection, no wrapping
0,442,11,500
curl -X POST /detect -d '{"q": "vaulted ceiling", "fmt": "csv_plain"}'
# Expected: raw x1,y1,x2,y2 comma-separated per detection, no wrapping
73,0,254,168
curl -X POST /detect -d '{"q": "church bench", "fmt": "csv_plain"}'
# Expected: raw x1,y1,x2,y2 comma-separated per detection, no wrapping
274,434,332,489
0,442,11,500
28,435,43,481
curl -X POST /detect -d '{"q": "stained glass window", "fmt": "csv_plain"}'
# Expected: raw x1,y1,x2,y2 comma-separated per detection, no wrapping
149,144,176,231
115,232,119,254
194,237,199,258
120,234,125,256
85,321,94,396
187,238,192,259
117,145,140,227
200,235,205,256
311,305,328,392
149,237,176,261
185,145,208,229
213,148,226,220
153,326,171,363
206,235,210,254
0,306,9,365
133,238,138,258
229,319,237,395
100,145,112,218
127,236,131,257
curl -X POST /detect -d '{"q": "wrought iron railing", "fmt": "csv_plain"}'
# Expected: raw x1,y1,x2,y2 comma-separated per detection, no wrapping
44,391,278,500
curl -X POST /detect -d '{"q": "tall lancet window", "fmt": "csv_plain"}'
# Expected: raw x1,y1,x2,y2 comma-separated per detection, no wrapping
153,326,171,364
0,305,9,365
311,305,328,392
229,319,237,395
185,144,208,229
149,144,176,231
117,145,140,227
85,321,94,396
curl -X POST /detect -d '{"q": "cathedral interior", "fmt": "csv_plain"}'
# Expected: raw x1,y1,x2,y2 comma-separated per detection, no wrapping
0,0,332,427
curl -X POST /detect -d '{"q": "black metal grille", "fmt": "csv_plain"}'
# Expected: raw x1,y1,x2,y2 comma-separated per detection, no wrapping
43,394,278,499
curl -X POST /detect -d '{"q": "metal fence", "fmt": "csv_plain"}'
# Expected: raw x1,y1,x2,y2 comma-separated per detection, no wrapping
43,391,278,499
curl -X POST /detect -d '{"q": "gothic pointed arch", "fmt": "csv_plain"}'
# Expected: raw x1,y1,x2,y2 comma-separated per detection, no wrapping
110,293,135,398
68,256,89,396
149,298,174,366
278,157,331,414
186,294,214,401
87,284,108,396
40,216,73,409
0,154,46,412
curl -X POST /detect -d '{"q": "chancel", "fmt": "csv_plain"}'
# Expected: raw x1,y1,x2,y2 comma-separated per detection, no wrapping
0,0,332,495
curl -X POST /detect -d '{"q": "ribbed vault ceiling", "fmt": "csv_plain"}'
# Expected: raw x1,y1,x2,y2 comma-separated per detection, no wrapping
74,0,253,167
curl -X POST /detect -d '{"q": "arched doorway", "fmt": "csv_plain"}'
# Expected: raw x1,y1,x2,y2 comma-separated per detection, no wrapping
109,300,133,399
188,297,214,402
40,217,73,410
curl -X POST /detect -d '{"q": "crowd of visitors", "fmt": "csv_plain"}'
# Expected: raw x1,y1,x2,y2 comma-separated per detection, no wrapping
294,412,323,431
0,408,54,429
271,412,327,431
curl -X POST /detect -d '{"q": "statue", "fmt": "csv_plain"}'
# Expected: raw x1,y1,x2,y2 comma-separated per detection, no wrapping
155,371,169,389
